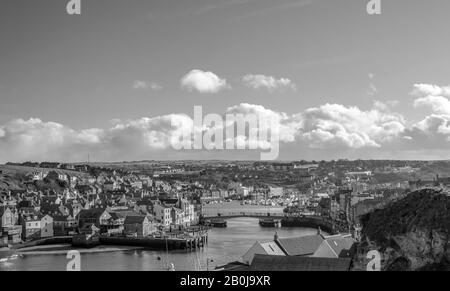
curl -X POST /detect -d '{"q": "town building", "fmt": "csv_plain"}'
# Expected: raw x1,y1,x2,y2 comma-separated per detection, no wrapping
124,215,156,237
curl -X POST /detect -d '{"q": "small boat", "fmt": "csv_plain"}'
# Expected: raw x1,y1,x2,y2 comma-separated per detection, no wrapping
259,218,281,227
211,219,227,228
72,234,100,248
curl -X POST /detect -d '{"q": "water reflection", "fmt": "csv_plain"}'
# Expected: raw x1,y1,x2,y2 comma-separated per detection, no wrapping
0,217,317,271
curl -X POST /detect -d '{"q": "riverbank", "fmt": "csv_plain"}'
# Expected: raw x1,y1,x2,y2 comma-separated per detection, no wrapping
1,218,319,271
16,244,144,256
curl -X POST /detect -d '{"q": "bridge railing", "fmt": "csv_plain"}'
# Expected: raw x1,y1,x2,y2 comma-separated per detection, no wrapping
203,211,284,218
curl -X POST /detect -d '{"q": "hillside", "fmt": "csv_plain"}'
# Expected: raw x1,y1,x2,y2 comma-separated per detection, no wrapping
353,189,450,271
0,165,88,192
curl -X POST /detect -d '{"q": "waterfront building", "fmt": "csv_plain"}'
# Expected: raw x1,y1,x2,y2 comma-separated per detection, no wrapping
77,208,111,229
102,212,124,235
123,215,155,237
53,215,78,236
178,198,196,225
153,203,172,227
21,215,40,240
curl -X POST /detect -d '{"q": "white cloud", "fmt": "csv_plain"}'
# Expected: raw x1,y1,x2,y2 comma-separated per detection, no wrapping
373,100,399,111
5,81,450,162
181,70,229,94
407,84,450,145
414,96,450,115
225,102,405,150
0,103,407,163
298,103,406,149
226,103,297,143
412,83,450,97
242,74,297,92
413,115,450,137
0,115,193,163
132,80,163,90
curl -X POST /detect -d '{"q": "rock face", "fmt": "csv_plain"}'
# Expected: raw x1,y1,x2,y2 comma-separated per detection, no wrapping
353,189,450,271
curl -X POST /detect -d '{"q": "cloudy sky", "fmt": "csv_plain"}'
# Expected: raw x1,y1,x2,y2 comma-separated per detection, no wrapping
1,0,450,162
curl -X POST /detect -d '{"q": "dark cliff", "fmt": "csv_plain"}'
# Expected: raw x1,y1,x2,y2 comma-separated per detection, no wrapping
353,189,450,271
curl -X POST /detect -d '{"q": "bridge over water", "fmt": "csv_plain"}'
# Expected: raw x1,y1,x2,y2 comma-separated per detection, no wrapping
203,211,284,219
202,211,343,234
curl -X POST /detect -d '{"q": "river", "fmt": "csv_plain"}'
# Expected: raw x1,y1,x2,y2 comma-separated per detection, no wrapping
0,217,318,271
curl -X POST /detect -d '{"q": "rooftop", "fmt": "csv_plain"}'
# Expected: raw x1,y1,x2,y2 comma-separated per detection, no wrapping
250,255,352,271
276,234,324,256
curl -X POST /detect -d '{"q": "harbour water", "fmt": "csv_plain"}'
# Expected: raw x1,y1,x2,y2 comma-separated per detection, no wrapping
0,217,317,271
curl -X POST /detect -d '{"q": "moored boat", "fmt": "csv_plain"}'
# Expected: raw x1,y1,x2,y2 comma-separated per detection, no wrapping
211,219,227,228
259,218,281,227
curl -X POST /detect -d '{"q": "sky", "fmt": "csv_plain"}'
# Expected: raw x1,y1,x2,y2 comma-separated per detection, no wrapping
1,0,450,162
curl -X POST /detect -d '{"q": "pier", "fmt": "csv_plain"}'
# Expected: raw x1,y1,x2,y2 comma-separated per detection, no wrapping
99,234,208,250
10,230,209,252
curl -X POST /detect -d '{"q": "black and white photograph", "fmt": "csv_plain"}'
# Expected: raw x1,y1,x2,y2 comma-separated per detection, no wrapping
1,0,450,277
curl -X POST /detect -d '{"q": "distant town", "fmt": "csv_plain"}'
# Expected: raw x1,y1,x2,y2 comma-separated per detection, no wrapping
1,159,450,270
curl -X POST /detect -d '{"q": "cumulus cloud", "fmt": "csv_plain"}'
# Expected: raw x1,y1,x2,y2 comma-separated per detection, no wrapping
410,84,450,143
132,80,163,90
0,115,193,163
242,74,297,92
373,100,399,111
298,103,405,149
0,102,408,162
414,115,450,137
414,96,450,115
5,81,450,162
181,70,229,93
225,103,298,143
412,83,450,97
224,102,406,150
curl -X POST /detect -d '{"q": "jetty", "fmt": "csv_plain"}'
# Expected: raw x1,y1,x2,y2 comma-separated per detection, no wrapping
69,226,210,250
99,234,208,250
